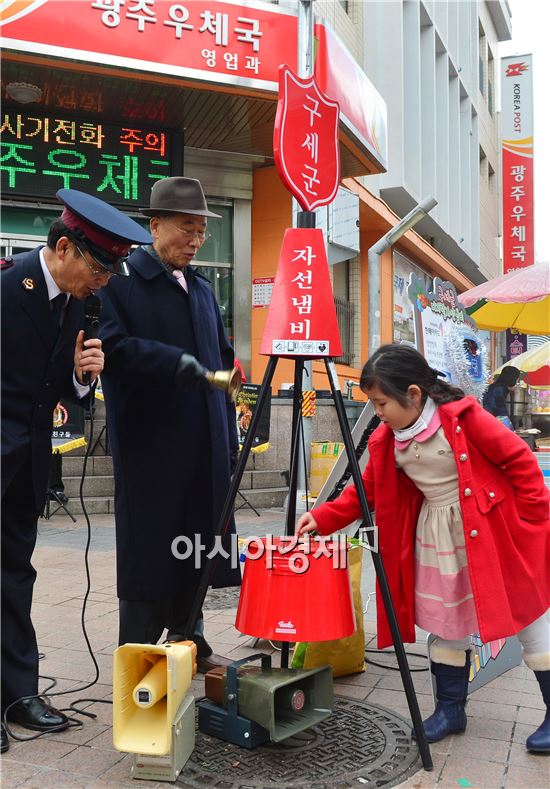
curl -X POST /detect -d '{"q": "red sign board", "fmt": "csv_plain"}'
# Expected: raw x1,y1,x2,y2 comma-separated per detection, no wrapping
260,228,342,358
314,23,387,168
273,66,340,212
1,1,387,172
500,55,534,273
0,0,297,89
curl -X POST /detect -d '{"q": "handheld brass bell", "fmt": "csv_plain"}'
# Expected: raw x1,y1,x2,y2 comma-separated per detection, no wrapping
205,367,242,401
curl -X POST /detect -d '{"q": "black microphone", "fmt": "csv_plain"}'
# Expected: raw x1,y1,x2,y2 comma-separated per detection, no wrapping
82,295,101,385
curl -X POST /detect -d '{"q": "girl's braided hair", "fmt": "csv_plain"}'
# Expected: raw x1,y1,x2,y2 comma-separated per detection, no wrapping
360,343,465,407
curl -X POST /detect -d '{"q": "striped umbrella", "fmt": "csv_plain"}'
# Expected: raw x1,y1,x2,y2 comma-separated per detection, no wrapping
458,262,550,335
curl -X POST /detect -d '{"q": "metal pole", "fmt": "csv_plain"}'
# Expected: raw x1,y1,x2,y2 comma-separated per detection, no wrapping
281,358,305,668
324,358,433,771
293,0,316,515
297,0,314,78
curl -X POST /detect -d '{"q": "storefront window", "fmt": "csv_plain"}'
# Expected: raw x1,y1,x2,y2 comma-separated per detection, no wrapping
198,267,233,341
195,203,233,266
1,206,58,255
194,202,233,340
392,249,432,347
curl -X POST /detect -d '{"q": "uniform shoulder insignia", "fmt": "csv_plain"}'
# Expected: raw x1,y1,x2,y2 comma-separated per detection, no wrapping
1,257,15,270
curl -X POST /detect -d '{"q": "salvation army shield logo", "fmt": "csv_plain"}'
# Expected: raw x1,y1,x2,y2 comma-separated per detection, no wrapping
273,65,340,212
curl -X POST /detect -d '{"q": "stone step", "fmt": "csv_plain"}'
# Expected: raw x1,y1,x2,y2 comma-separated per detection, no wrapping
237,470,287,490
69,423,109,455
62,455,113,476
42,495,114,517
59,465,286,494
234,487,288,510
44,485,288,518
248,469,287,489
63,475,115,498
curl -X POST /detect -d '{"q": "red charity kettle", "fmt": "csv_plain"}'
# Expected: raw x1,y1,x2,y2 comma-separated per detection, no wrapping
235,536,356,642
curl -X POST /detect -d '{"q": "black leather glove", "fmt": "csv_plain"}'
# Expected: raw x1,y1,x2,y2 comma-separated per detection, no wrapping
175,353,208,390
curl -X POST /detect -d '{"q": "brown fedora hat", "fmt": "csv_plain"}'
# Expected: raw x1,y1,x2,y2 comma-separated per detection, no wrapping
141,177,221,218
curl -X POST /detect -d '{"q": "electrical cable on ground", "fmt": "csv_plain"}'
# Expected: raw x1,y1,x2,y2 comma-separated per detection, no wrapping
364,649,429,672
362,591,428,672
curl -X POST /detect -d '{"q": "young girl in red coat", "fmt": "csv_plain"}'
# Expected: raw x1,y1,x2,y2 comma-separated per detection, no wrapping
297,343,550,751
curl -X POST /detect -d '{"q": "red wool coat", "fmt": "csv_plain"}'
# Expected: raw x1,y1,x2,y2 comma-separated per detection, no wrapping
313,397,550,649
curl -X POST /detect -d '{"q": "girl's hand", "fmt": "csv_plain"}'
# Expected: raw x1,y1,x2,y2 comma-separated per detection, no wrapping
296,511,319,537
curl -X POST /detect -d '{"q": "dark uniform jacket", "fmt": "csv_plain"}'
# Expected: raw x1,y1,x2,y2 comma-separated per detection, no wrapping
1,249,85,508
99,247,240,603
482,382,510,418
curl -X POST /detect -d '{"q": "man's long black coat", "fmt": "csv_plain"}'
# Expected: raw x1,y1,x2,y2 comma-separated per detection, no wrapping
1,249,85,507
99,247,241,604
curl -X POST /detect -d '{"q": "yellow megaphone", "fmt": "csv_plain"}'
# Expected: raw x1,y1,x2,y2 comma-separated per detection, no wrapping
113,641,196,757
133,657,168,708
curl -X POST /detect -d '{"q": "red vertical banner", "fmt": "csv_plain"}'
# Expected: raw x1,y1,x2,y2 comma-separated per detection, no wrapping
500,55,534,274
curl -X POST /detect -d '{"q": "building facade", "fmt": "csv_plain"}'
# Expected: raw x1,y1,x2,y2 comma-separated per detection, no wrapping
1,0,506,398
362,0,512,284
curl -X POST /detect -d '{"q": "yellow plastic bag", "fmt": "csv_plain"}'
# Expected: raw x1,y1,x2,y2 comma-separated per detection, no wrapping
309,442,344,497
291,542,365,677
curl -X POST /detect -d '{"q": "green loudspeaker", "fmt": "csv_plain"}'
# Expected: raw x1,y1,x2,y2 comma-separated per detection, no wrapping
203,654,333,743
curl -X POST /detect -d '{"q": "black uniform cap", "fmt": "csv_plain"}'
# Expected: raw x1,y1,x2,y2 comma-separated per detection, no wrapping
57,189,152,275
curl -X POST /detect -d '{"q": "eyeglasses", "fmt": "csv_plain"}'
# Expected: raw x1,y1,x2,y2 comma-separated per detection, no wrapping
74,244,113,278
171,225,211,243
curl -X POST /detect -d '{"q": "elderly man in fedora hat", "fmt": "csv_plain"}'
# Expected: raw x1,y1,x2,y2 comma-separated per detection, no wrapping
1,189,151,753
99,177,240,672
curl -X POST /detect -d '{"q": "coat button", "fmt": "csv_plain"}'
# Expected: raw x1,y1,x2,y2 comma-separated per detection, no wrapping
470,529,478,538
459,453,467,462
464,488,472,496
489,491,495,499
456,426,462,433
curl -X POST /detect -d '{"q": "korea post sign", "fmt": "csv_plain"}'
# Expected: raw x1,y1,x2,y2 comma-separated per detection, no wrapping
500,54,534,273
0,111,178,208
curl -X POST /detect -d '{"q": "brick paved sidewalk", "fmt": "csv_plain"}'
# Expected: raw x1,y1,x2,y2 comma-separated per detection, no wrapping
1,510,549,788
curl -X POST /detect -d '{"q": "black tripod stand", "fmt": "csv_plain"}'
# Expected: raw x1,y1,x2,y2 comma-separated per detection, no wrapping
234,490,261,517
185,352,433,770
42,452,76,522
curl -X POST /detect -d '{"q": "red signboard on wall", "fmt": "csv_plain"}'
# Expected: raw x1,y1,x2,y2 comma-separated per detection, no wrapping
0,0,297,87
273,66,340,212
1,0,387,172
314,23,387,168
500,55,534,273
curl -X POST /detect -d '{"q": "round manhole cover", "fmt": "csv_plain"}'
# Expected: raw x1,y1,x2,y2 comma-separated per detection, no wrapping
178,696,420,788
